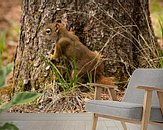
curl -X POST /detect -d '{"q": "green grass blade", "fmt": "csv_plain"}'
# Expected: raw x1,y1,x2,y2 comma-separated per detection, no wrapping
0,63,13,88
0,69,5,87
0,32,6,55
41,55,69,91
0,32,6,66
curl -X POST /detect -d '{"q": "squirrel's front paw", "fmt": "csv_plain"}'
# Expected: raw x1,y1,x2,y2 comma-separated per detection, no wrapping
49,54,55,60
49,54,59,62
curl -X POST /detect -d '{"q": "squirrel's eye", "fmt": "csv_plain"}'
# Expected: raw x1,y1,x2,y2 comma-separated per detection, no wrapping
46,28,51,34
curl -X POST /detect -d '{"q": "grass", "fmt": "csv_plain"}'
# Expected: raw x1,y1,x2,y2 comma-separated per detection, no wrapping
0,33,42,130
39,0,163,91
71,1,160,68
41,55,79,93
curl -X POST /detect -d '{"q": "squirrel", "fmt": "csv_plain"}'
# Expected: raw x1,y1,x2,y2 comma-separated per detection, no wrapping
42,19,114,85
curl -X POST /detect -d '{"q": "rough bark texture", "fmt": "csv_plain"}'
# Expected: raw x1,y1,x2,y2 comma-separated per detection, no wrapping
13,0,158,90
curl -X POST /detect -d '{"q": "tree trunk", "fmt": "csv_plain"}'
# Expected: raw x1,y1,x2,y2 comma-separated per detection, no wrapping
13,0,158,90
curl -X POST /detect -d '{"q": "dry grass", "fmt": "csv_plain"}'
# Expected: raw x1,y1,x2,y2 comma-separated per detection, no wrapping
1,0,162,113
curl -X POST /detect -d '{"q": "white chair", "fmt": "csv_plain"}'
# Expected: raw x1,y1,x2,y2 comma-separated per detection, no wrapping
86,68,163,130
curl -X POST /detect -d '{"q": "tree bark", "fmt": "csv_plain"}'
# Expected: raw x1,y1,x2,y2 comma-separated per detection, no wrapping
13,0,158,90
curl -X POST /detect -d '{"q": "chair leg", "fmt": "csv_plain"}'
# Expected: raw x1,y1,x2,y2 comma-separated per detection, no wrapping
92,113,98,130
121,121,127,130
141,90,152,130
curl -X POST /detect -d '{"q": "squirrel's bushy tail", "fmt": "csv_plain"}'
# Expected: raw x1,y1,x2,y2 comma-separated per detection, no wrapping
96,75,115,85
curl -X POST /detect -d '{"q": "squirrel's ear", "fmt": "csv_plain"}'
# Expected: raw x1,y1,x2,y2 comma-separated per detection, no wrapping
56,19,62,23
55,23,60,32
55,19,62,32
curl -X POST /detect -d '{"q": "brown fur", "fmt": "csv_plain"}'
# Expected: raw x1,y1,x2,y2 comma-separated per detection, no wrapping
43,20,113,85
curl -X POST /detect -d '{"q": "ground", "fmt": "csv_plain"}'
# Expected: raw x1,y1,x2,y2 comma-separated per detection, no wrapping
0,0,162,113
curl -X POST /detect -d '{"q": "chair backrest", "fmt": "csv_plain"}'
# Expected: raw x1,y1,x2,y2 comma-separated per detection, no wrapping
122,68,163,107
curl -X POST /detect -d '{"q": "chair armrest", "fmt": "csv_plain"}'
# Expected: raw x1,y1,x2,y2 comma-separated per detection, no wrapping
87,83,116,89
137,86,163,92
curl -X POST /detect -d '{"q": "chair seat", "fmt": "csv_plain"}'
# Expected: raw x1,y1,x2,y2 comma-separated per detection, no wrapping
86,100,163,123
